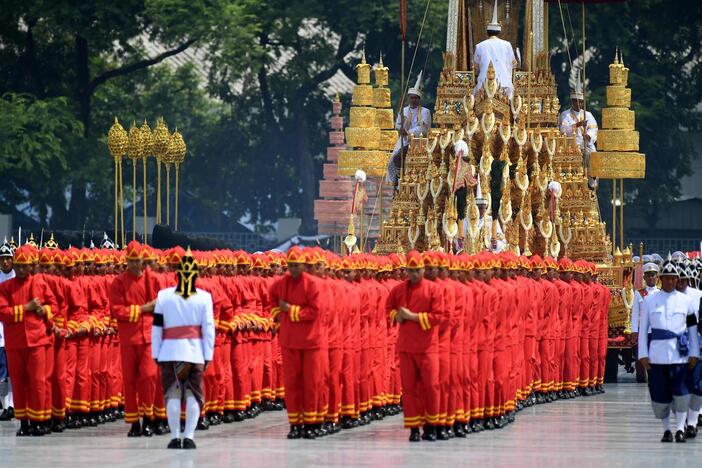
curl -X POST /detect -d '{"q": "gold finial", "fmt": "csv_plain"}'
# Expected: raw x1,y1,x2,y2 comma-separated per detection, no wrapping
619,48,624,67
614,47,619,65
379,51,384,67
335,92,340,102
361,48,366,64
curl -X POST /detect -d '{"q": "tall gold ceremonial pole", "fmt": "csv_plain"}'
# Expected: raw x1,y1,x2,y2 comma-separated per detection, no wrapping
107,118,128,247
140,120,154,243
170,129,186,231
153,119,171,227
127,122,144,241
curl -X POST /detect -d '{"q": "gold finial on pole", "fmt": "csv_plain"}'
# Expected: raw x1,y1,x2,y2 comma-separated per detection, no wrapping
127,121,144,241
107,117,128,247
140,120,154,243
170,128,187,231
153,118,171,225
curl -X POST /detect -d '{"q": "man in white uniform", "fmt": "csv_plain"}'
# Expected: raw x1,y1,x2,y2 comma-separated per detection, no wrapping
0,239,15,421
559,85,599,189
472,0,516,98
631,262,660,382
387,72,432,188
152,248,215,449
675,264,702,438
638,258,699,443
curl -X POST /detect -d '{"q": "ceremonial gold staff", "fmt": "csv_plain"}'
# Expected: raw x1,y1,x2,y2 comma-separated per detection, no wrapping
127,121,145,241
107,118,128,248
153,119,171,225
140,120,154,243
170,128,186,231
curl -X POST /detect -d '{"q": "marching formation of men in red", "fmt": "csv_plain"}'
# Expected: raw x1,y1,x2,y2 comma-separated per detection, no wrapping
0,238,610,442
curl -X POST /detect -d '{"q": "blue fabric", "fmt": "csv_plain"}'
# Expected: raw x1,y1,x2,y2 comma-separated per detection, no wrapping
650,328,689,357
689,361,702,397
647,364,691,404
0,347,8,381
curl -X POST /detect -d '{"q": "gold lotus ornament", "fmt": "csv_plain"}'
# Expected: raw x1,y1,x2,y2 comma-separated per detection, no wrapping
107,117,128,247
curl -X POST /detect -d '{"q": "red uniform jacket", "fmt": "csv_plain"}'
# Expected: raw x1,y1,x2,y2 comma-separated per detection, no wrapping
109,268,157,345
269,272,323,350
385,278,443,354
0,274,58,350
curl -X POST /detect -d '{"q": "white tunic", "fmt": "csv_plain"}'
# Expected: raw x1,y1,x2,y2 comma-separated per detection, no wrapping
0,270,15,348
151,287,215,364
631,285,659,333
638,290,700,364
559,108,598,154
393,106,432,153
472,215,506,252
473,37,516,98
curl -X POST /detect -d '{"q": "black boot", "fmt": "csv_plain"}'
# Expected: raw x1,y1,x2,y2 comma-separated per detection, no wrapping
409,428,420,442
127,421,141,437
66,414,82,429
196,417,210,431
153,419,166,435
16,420,31,437
453,422,466,438
421,425,437,441
141,418,154,437
302,425,317,439
287,425,302,439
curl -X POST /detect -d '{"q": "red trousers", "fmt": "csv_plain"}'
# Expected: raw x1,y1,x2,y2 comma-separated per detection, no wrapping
370,345,386,408
523,337,539,394
538,339,555,392
587,338,599,387
7,345,51,421
230,341,251,410
477,348,495,419
250,340,264,404
448,351,464,424
70,337,92,414
316,347,329,423
437,348,450,426
556,337,567,391
466,346,479,421
119,343,157,423
598,334,607,385
220,342,234,412
89,337,102,412
493,348,511,415
340,348,357,418
359,348,371,413
108,338,123,409
399,351,439,428
271,337,284,399
579,336,592,388
281,347,323,425
564,336,580,391
204,344,223,414
261,340,274,401
52,339,69,419
325,348,343,423
387,342,401,405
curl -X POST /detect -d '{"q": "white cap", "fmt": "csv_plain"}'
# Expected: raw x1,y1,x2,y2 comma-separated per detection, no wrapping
570,68,584,100
487,0,501,32
476,177,487,206
643,262,659,274
408,70,423,98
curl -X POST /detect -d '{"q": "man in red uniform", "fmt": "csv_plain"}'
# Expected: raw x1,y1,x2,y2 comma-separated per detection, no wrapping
0,245,58,436
109,241,159,437
269,246,323,440
386,250,443,442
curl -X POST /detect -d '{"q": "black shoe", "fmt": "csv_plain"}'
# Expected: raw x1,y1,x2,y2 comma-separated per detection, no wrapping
52,418,66,433
485,418,495,430
30,422,45,436
436,426,449,440
127,422,141,437
302,425,316,439
182,438,196,449
208,413,221,426
196,417,210,431
516,401,524,411
409,428,420,442
340,417,354,430
141,420,154,437
421,425,437,441
495,415,506,429
96,412,105,425
287,425,302,439
536,393,546,404
262,400,276,411
16,421,31,437
507,411,516,424
167,438,182,449
244,408,255,419
86,415,98,427
685,425,697,439
675,430,686,443
453,423,466,438
67,415,82,429
661,430,673,442
222,411,236,424
322,422,334,435
154,420,166,435
469,420,480,432
232,410,245,422
463,422,472,434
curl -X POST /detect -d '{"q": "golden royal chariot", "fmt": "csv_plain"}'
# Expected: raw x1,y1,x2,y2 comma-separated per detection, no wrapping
328,0,646,380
